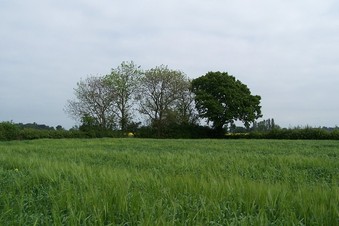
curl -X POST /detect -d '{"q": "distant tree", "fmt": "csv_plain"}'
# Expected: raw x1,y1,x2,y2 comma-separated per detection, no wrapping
55,125,64,131
104,61,142,132
78,114,100,132
176,82,199,125
17,122,55,130
252,118,280,132
192,71,262,136
136,65,193,137
0,121,21,140
65,76,116,130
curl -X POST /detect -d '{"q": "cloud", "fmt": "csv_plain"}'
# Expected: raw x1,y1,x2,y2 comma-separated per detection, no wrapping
1,0,339,128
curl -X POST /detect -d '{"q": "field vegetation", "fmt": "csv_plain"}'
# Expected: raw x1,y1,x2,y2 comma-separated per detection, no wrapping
0,138,338,225
1,121,339,141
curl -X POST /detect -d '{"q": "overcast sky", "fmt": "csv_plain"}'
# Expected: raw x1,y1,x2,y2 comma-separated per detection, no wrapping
1,0,338,129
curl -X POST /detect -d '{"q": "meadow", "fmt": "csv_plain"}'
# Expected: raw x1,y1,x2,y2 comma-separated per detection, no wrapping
0,138,338,225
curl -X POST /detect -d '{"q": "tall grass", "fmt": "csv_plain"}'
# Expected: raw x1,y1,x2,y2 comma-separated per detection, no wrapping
0,139,338,225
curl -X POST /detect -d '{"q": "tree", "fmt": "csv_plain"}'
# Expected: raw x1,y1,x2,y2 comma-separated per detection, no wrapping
56,125,64,131
191,71,262,136
252,118,280,131
176,82,199,125
65,76,116,129
136,65,193,136
0,121,20,140
105,61,142,132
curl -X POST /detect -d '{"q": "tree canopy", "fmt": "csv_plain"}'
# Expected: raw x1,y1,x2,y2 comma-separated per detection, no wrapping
191,71,262,135
65,76,116,130
65,61,142,132
65,64,263,138
136,65,193,137
104,61,142,131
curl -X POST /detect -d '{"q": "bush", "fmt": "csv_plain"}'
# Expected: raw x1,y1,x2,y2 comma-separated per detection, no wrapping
136,124,216,139
248,128,338,140
18,128,44,140
1,121,338,140
0,122,20,141
330,129,339,140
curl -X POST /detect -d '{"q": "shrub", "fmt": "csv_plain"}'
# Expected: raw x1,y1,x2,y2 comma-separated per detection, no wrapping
0,122,20,140
248,127,338,140
330,129,339,140
18,128,43,140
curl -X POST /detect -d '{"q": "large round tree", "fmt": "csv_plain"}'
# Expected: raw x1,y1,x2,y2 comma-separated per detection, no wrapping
191,71,262,136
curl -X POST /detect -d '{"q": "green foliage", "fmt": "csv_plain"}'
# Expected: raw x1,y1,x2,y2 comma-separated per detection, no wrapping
249,127,338,140
0,122,20,140
105,61,142,131
2,121,339,140
137,65,194,137
225,127,339,140
0,123,126,141
331,129,339,140
62,62,337,140
137,124,215,139
192,71,262,136
65,76,117,130
0,139,338,225
252,118,279,132
17,122,55,130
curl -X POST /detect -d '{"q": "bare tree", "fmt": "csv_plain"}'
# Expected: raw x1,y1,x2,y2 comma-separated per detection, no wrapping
65,63,197,135
137,65,193,136
176,82,198,125
65,76,116,129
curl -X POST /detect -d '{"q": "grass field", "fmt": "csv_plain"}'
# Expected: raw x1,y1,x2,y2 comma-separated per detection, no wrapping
0,138,338,225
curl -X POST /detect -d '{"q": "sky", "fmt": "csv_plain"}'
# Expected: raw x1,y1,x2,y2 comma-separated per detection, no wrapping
1,0,339,129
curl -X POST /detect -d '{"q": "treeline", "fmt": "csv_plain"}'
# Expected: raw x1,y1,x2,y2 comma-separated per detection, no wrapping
0,121,119,140
2,62,338,141
1,121,339,141
0,121,213,140
64,62,262,138
227,127,339,140
254,127,339,140
16,122,62,131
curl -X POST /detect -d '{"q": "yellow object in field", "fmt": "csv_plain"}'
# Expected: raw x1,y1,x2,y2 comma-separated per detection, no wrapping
127,132,134,137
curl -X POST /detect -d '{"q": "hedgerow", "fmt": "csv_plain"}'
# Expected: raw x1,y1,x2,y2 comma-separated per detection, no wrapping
1,121,339,140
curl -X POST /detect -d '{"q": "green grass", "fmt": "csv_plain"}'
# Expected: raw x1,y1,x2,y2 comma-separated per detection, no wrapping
0,139,338,225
